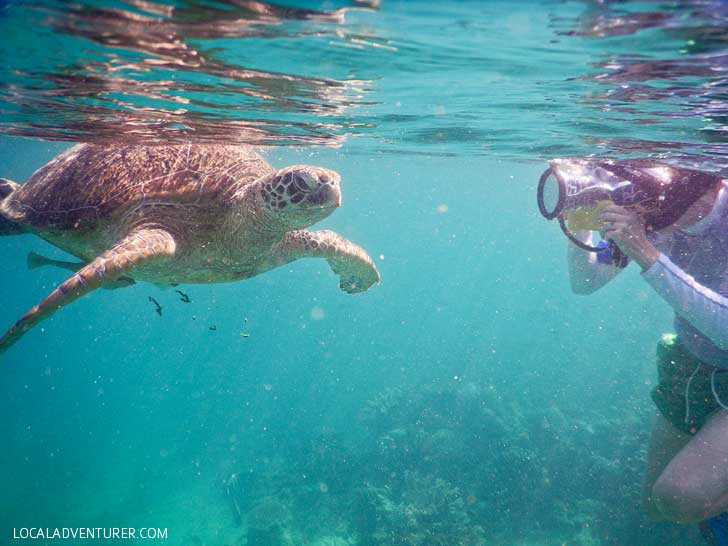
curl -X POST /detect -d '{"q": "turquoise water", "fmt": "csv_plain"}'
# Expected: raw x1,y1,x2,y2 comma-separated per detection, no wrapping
0,1,726,545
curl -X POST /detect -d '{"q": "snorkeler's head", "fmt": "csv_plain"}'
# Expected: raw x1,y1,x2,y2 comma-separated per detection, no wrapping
538,158,723,231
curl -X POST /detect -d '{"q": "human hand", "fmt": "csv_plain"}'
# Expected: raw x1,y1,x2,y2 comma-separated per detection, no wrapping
597,204,660,270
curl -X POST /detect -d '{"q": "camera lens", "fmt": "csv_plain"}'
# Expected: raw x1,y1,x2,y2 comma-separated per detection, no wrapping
537,168,564,219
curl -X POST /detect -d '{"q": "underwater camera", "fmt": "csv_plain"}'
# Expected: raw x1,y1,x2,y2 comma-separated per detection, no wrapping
537,158,723,266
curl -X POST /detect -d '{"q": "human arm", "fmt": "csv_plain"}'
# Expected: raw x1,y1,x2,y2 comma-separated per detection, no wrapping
598,205,660,271
642,255,728,351
599,204,728,350
567,229,624,295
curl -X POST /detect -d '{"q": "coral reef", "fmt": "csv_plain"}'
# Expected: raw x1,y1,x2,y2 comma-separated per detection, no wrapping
221,377,697,545
355,471,485,546
245,496,293,546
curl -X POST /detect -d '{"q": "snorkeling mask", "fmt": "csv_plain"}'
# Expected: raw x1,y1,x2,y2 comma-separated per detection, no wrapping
537,158,723,265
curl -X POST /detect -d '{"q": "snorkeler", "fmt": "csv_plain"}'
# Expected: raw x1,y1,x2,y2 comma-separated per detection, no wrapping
538,158,728,545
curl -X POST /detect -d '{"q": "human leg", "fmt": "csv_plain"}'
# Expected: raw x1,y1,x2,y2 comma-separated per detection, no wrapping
652,408,728,524
642,412,692,521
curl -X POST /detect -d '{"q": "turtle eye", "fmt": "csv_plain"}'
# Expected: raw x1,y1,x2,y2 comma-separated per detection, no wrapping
291,173,313,194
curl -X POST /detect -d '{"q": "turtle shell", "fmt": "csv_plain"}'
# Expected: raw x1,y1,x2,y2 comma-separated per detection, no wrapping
3,143,274,230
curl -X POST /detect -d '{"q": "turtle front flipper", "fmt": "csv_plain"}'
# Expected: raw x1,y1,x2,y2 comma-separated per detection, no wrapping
274,229,380,294
0,228,176,354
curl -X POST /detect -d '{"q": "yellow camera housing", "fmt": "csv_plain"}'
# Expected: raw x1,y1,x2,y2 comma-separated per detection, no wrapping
564,200,614,231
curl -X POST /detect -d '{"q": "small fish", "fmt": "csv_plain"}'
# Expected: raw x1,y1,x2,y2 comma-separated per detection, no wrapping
209,325,217,331
175,290,191,303
240,333,250,338
148,296,162,316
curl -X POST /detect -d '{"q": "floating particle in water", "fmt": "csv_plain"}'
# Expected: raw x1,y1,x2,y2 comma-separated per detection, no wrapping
263,384,273,391
379,254,385,260
310,306,325,321
319,482,329,493
209,325,217,331
436,204,449,214
466,494,477,505
240,333,250,338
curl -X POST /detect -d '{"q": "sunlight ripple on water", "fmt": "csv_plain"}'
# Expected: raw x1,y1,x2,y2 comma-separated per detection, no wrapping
0,0,725,166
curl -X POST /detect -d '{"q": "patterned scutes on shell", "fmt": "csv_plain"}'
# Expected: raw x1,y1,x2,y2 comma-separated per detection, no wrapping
6,143,274,230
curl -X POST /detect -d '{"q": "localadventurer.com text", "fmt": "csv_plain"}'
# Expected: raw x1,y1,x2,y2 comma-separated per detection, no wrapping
13,528,168,540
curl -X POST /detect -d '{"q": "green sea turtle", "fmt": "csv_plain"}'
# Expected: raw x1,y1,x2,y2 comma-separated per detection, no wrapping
0,144,379,353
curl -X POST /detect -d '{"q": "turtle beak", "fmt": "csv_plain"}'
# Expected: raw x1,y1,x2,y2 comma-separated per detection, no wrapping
307,169,341,209
309,183,341,208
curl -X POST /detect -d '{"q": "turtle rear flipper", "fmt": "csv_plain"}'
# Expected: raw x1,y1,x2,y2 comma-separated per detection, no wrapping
0,178,22,235
0,227,176,354
0,178,17,199
27,251,84,271
26,251,136,290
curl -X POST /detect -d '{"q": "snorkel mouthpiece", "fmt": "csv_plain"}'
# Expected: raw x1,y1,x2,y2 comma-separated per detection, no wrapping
537,158,723,258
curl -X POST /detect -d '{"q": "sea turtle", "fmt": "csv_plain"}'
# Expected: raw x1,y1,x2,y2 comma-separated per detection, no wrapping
0,143,380,353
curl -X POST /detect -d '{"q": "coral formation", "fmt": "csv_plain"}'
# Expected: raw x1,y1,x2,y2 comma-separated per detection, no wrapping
245,496,293,546
355,471,485,546
221,377,696,545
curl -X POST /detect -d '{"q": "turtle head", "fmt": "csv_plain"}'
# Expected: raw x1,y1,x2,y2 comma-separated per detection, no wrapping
255,165,342,228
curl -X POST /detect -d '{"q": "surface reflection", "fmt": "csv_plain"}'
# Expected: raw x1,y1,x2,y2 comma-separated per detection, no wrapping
0,0,381,145
567,0,728,171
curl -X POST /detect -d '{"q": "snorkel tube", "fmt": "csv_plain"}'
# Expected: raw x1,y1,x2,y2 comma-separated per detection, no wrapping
537,158,723,265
